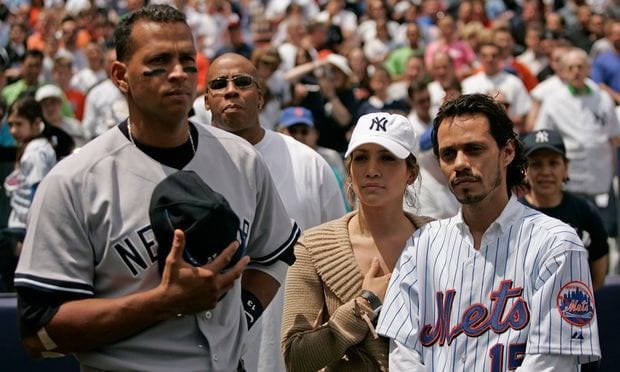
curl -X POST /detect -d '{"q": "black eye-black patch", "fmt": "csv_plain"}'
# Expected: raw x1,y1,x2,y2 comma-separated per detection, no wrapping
143,68,167,77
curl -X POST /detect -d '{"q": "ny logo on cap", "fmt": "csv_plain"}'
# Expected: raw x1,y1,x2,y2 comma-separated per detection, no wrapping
535,130,549,143
370,116,388,132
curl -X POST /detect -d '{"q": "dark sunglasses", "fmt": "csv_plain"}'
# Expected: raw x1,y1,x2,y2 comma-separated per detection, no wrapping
208,75,255,91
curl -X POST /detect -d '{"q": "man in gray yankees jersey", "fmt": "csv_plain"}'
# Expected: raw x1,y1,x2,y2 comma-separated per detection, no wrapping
205,53,346,372
13,5,299,371
377,94,600,371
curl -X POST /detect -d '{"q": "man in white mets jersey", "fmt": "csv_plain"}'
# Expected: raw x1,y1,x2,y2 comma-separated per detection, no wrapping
13,5,299,371
377,94,600,371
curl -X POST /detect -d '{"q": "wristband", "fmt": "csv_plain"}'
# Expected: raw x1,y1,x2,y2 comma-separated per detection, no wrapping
360,290,382,311
241,289,264,330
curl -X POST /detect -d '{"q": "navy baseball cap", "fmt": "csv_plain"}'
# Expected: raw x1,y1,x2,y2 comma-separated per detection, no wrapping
149,170,244,274
522,129,566,157
279,107,314,128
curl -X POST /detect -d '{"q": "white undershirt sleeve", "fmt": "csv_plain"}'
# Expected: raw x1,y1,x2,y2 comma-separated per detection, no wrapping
389,339,425,371
516,353,579,372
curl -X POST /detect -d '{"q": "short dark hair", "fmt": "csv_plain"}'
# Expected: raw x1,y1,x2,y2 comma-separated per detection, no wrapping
441,77,462,93
407,80,429,101
23,49,44,62
431,93,527,194
114,4,187,62
61,15,77,24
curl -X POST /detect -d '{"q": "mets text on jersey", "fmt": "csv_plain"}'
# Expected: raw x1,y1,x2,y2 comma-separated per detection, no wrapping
420,280,529,347
419,280,530,370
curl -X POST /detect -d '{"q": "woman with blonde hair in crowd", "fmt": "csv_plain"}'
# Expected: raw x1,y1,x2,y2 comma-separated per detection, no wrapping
281,112,432,371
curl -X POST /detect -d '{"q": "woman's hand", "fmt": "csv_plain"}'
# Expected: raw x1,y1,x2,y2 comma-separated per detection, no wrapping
361,258,391,301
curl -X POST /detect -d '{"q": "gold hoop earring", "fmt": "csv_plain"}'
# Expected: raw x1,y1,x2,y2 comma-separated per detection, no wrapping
345,180,356,206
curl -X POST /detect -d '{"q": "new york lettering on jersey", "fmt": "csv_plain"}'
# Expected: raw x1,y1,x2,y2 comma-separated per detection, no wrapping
113,219,251,276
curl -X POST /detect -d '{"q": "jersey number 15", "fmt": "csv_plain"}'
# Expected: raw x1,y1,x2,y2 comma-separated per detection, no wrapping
489,343,526,371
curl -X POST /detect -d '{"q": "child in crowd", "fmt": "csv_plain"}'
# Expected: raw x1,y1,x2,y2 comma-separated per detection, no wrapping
4,95,56,229
0,96,56,290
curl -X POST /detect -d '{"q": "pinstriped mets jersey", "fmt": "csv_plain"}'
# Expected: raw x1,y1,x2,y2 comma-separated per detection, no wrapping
377,197,600,371
14,123,300,371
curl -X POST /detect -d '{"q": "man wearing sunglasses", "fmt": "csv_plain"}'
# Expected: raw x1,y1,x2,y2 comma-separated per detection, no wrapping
206,53,346,372
14,5,300,372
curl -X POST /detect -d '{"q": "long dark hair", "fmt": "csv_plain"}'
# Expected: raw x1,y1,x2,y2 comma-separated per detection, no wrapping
431,93,527,195
9,96,45,164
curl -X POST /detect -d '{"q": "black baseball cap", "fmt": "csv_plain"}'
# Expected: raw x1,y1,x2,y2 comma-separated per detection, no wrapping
522,129,566,157
149,170,244,274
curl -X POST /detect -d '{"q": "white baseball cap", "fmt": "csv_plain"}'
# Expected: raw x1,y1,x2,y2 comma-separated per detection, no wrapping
325,53,353,77
35,84,63,102
345,112,417,159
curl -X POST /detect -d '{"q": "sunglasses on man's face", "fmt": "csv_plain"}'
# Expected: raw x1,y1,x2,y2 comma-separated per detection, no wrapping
207,75,255,91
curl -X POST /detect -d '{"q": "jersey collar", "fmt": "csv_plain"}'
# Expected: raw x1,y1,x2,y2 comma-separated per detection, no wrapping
455,195,523,238
567,83,592,96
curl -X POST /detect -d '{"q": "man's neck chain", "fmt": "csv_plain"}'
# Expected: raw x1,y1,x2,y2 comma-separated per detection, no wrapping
127,118,196,154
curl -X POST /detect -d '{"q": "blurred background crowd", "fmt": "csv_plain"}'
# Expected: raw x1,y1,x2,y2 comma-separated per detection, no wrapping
0,0,619,293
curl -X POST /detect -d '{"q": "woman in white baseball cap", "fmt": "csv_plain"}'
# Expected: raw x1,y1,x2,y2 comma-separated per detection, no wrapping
282,112,432,371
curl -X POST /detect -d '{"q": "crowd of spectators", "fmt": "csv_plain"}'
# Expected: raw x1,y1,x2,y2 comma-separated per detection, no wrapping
0,0,619,289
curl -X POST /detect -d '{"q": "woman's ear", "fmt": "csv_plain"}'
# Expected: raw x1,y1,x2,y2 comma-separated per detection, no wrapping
408,163,419,185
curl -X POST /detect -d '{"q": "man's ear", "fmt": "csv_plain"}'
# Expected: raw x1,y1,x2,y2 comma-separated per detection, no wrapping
257,86,264,111
502,139,516,167
110,61,129,94
204,93,210,111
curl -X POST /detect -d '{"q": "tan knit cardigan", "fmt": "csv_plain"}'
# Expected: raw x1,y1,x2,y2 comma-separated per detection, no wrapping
281,211,432,372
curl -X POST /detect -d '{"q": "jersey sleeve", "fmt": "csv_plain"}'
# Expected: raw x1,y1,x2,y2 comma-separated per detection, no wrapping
245,154,300,266
376,232,424,355
14,170,95,298
526,231,601,363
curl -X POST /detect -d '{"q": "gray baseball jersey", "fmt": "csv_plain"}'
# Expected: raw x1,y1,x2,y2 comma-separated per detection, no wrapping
14,122,300,371
377,197,600,371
